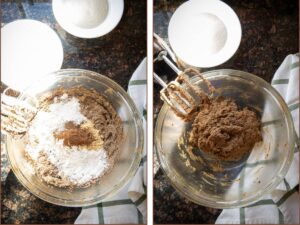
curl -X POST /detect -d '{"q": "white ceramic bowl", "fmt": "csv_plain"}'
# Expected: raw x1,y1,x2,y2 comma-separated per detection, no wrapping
1,19,63,91
52,0,124,38
168,0,241,68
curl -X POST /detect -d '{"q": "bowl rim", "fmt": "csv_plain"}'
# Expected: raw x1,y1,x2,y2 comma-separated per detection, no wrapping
155,69,295,209
5,68,144,207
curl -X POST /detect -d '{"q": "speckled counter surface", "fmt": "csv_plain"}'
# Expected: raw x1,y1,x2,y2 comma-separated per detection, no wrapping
1,0,146,223
153,0,298,224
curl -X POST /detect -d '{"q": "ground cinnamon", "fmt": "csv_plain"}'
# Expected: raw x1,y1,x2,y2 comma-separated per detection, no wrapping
54,122,95,147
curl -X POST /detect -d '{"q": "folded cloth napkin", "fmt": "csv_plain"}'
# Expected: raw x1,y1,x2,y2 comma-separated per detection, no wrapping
216,54,299,224
75,58,147,224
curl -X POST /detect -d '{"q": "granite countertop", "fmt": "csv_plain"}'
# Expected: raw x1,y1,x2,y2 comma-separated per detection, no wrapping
1,0,146,223
154,0,298,223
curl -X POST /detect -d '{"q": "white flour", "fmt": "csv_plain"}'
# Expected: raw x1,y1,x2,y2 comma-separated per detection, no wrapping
188,13,227,56
26,95,109,186
58,0,109,29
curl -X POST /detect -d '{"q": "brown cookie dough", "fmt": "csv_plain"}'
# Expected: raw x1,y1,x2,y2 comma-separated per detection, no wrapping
189,97,262,161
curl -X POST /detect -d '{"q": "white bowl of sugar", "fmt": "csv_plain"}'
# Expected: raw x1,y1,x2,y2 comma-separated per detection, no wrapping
168,0,241,68
52,0,124,38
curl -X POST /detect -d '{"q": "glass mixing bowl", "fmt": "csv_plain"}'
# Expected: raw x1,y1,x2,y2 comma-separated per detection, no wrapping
5,69,143,207
155,69,295,208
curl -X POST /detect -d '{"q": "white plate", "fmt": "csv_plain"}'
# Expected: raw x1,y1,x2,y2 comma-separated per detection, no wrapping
168,0,241,68
1,19,64,91
52,0,124,38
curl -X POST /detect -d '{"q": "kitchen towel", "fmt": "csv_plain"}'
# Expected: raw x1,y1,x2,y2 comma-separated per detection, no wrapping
75,58,147,224
216,54,299,224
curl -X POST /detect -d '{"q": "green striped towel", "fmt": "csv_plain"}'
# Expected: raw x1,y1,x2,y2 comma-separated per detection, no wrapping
216,54,299,224
75,58,147,224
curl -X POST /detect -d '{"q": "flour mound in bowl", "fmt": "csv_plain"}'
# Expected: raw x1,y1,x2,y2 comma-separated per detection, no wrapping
25,87,123,188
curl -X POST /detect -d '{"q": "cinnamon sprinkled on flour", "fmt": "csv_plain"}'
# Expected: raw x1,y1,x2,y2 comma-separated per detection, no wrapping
25,87,123,188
